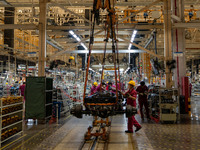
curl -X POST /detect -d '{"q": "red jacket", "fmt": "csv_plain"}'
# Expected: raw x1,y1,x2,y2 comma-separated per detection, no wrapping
20,84,25,96
90,85,97,95
136,85,148,100
125,88,137,107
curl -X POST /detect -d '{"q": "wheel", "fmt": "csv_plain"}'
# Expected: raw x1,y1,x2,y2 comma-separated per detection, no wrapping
84,133,91,140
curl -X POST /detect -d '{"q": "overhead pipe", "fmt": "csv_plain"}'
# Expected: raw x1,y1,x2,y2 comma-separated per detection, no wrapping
144,35,154,49
46,40,63,51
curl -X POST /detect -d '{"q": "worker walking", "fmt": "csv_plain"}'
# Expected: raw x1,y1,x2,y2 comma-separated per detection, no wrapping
122,80,142,133
90,82,98,95
136,81,150,120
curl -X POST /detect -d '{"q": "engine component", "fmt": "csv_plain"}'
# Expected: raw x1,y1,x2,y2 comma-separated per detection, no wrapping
84,92,116,104
70,104,83,118
70,104,137,119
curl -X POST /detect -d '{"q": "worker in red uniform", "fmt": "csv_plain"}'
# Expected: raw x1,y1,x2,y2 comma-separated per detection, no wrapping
19,82,26,102
136,81,150,120
96,82,106,92
90,82,98,95
106,81,116,94
122,80,142,133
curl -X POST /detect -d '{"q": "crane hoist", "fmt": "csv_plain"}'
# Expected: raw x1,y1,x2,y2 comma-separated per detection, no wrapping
70,0,137,140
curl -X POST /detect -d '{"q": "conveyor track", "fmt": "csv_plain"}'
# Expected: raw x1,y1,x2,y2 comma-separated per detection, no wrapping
78,119,111,150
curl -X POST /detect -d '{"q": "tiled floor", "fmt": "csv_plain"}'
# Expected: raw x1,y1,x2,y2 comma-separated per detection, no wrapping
2,97,200,150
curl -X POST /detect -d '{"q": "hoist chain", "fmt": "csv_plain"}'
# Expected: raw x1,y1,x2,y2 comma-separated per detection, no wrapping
83,0,121,103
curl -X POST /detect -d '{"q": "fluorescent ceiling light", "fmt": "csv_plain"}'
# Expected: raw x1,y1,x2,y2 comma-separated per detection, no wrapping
89,67,99,74
120,68,124,72
80,42,88,50
69,30,88,50
124,67,130,74
128,30,137,50
0,0,10,5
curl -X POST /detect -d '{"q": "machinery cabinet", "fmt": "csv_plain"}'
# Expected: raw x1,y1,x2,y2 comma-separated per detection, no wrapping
25,77,53,122
0,96,23,148
159,88,180,123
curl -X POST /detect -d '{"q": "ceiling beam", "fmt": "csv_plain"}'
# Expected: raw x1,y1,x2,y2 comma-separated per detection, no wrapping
120,37,164,60
47,30,158,36
50,30,104,58
2,0,199,8
0,1,164,7
0,24,37,30
59,49,144,54
173,23,200,28
47,24,163,30
0,23,163,30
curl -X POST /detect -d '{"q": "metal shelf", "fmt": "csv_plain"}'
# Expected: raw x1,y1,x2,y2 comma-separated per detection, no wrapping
1,120,23,130
0,96,24,148
46,90,53,92
159,88,180,122
1,109,23,118
1,131,23,144
45,103,53,106
2,102,23,108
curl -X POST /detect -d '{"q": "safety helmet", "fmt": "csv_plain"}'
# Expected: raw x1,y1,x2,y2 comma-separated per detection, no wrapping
69,56,75,60
93,82,98,86
128,80,135,86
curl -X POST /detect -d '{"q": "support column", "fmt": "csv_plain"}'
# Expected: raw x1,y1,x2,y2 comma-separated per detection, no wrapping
38,0,48,76
172,0,186,94
163,0,173,88
4,7,15,75
4,7,15,49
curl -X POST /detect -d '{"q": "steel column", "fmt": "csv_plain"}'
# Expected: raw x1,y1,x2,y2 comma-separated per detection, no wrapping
163,0,173,88
38,0,48,76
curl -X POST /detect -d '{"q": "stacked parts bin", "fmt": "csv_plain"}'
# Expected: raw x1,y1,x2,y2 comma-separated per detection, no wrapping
0,96,23,148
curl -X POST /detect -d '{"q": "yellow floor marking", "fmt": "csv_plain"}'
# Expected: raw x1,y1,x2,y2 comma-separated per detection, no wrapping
12,128,46,150
1,134,27,150
6,115,71,150
64,115,71,121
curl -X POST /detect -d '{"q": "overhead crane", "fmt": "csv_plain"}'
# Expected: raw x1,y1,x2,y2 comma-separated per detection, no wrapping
70,0,137,141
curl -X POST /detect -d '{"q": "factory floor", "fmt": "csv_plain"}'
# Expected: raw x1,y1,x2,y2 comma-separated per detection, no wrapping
1,97,200,150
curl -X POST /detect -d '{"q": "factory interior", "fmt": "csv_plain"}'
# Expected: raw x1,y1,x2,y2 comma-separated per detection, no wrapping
0,0,200,149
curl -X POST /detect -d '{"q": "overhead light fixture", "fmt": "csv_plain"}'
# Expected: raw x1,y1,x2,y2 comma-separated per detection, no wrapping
69,30,88,50
128,30,137,50
120,68,124,72
124,67,130,74
0,0,11,5
80,42,88,50
89,67,100,74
